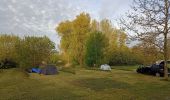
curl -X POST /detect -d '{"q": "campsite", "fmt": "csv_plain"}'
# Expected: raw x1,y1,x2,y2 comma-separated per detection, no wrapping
0,0,170,100
1,66,170,100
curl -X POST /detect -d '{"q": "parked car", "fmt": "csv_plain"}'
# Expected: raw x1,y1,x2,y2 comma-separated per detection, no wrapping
136,60,170,77
0,59,17,69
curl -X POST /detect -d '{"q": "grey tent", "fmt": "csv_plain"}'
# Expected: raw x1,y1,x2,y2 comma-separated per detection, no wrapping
40,64,58,75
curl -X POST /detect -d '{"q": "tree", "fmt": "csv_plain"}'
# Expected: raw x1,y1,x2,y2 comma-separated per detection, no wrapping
100,19,118,47
57,13,142,67
0,34,20,63
168,38,170,59
100,19,118,64
85,31,108,67
48,50,60,64
121,0,170,79
16,36,55,68
132,42,163,65
57,13,91,66
91,20,99,32
119,31,127,49
57,20,73,64
72,13,91,66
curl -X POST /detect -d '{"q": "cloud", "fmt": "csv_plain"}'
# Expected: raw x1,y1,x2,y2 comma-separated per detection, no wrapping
0,0,132,50
99,0,133,20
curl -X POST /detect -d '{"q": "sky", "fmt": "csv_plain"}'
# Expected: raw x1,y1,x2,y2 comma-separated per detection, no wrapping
0,0,133,49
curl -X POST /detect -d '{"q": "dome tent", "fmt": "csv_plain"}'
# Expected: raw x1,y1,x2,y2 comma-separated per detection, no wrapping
40,64,58,75
100,64,111,71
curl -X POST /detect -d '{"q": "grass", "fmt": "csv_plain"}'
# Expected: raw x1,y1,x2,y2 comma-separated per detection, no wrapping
0,67,170,100
168,64,170,68
75,78,131,91
60,67,76,74
111,65,138,71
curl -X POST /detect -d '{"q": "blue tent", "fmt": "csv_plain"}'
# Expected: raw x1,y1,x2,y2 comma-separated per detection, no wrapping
31,68,41,73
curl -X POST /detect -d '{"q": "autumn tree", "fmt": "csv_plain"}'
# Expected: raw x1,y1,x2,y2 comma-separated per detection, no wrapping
57,13,91,66
99,19,119,63
132,42,163,65
91,20,99,32
0,34,20,63
121,0,170,79
57,20,73,64
72,13,91,66
100,19,118,47
57,13,143,67
16,36,55,68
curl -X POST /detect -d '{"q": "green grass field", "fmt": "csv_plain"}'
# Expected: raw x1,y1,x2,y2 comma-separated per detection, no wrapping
0,66,170,100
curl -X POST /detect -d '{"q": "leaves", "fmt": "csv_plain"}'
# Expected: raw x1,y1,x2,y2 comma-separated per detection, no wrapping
16,36,55,68
85,31,108,67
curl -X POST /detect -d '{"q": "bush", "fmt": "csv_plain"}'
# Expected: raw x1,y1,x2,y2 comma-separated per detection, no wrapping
16,36,55,69
108,49,142,66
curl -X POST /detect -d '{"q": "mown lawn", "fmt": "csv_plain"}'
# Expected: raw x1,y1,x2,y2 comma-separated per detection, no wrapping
0,67,170,100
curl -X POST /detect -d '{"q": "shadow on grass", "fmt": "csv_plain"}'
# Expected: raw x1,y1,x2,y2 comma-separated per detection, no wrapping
160,78,170,82
60,67,76,74
6,88,83,100
75,78,131,91
111,66,138,71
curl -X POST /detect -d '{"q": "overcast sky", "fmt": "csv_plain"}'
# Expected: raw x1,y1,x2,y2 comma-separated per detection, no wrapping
0,0,133,49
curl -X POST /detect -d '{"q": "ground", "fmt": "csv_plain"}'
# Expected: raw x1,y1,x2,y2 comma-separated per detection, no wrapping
0,66,170,100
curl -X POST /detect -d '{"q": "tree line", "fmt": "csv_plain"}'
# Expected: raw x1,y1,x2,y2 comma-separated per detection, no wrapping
0,34,55,69
56,13,168,67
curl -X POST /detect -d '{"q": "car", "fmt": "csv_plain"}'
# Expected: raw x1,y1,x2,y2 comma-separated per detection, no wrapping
0,59,17,69
136,60,170,77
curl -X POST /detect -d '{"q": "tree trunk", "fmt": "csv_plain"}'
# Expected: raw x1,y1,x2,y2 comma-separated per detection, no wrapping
163,0,169,80
164,34,168,80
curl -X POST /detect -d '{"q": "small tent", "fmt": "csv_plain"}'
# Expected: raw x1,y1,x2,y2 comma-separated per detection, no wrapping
31,68,41,73
40,64,58,75
100,64,111,71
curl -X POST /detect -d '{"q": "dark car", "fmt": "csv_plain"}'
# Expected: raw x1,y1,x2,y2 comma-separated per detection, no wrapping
0,59,17,69
136,61,170,77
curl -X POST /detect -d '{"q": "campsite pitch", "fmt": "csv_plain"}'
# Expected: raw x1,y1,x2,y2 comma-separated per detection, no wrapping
0,67,170,100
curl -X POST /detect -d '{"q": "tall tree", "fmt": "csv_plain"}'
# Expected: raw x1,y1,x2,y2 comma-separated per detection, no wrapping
56,13,91,66
100,19,118,46
91,20,99,32
57,20,73,64
85,31,108,67
168,39,170,59
100,19,118,63
121,0,170,79
72,13,91,66
119,31,127,48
